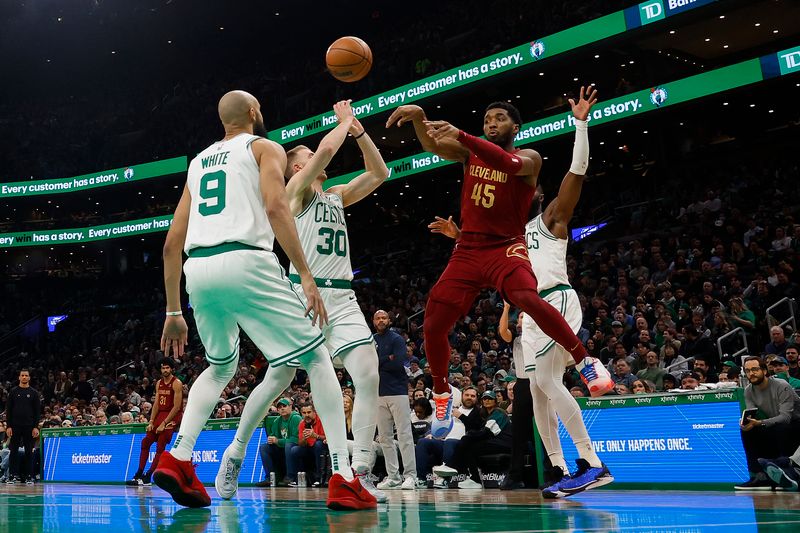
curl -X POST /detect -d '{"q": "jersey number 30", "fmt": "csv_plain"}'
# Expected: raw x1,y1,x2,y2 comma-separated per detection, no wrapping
470,183,495,208
317,227,347,256
199,170,227,216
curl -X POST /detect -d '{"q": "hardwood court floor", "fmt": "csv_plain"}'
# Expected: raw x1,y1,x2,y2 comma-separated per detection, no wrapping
2,483,800,532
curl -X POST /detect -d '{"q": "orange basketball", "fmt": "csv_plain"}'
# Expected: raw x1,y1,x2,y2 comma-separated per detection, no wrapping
326,36,372,82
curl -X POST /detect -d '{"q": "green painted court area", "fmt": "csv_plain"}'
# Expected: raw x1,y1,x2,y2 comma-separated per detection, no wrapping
3,485,800,532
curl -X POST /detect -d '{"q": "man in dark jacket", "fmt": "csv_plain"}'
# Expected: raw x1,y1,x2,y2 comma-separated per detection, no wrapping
6,369,41,484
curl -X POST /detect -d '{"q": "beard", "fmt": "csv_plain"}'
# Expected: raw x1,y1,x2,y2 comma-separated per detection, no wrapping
253,117,267,137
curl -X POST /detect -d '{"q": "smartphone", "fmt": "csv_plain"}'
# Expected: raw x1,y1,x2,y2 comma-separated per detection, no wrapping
740,408,758,426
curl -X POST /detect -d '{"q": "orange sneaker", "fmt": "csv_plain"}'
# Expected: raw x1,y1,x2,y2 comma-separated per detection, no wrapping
153,451,211,508
576,357,615,397
326,473,378,510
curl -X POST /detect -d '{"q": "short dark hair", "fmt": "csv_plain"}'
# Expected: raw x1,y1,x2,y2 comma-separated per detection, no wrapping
159,357,176,369
484,102,522,126
19,368,30,375
300,402,315,412
743,356,767,371
412,398,433,418
463,386,478,396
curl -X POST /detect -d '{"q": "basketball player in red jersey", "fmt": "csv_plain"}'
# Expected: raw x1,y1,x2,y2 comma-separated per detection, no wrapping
127,358,184,486
386,100,613,436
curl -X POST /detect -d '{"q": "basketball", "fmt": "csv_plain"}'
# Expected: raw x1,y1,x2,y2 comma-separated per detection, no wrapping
326,36,372,82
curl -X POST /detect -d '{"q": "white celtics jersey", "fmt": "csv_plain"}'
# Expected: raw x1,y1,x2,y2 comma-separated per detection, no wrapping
524,214,569,291
289,191,353,281
184,133,274,254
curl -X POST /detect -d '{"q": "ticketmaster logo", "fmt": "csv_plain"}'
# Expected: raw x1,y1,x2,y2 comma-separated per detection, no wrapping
692,423,724,430
72,453,112,464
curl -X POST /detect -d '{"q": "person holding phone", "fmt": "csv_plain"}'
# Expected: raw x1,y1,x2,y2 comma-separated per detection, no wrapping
735,357,800,490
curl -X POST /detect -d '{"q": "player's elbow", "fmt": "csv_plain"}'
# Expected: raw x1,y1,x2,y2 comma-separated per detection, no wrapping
163,232,183,259
375,163,390,181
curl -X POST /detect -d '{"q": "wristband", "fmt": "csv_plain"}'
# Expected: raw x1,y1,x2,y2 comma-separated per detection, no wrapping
353,130,366,139
166,310,182,316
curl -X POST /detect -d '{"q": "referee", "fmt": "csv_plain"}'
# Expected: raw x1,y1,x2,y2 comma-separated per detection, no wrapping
6,368,41,485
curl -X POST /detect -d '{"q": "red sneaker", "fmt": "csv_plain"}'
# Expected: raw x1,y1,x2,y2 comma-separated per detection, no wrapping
153,451,211,508
326,473,378,510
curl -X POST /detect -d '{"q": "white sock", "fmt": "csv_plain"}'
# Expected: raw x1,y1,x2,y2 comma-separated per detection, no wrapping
529,370,568,473
300,345,353,481
341,345,379,471
171,356,239,461
532,350,603,468
228,364,296,459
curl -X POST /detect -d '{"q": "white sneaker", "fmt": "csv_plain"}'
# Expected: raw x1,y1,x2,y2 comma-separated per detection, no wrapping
401,476,417,490
355,467,387,502
576,357,615,397
432,477,449,489
376,476,403,490
432,464,458,478
215,446,243,500
457,478,482,489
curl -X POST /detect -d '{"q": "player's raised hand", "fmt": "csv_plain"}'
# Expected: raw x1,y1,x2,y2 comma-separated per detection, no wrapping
386,105,424,128
568,86,598,121
423,120,459,141
301,276,329,327
333,99,355,124
428,216,460,240
348,116,365,137
161,315,188,358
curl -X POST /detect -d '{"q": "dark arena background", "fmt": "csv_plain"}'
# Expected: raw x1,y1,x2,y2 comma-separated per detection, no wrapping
1,0,800,531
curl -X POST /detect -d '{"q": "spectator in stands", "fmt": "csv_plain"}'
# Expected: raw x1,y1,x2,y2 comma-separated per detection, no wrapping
765,327,789,358
69,371,94,404
374,310,417,491
259,398,301,486
289,403,327,487
680,372,703,390
735,357,800,490
120,412,134,424
612,359,638,391
786,346,800,380
406,358,423,380
416,386,481,487
434,390,513,489
637,351,666,390
410,399,433,444
693,357,718,384
768,358,800,390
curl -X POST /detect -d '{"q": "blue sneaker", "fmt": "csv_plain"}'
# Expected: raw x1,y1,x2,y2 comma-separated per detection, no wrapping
431,392,453,438
558,459,614,495
542,468,571,499
759,457,800,491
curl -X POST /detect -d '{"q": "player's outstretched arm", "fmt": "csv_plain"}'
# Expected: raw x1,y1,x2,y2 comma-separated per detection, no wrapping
161,185,190,358
543,86,598,239
498,302,513,343
425,120,541,178
253,138,328,327
428,215,461,240
328,117,390,207
285,100,355,214
386,105,469,163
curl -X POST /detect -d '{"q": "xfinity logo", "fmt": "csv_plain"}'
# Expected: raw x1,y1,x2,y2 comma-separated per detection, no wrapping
639,0,665,24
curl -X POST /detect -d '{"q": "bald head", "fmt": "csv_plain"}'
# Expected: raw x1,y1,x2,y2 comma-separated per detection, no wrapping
218,91,265,136
373,309,390,334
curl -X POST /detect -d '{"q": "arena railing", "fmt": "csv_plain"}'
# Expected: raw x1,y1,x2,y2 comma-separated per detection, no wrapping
766,297,796,335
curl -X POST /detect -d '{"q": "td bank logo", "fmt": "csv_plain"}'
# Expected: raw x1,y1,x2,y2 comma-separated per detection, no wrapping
779,46,800,76
639,0,665,24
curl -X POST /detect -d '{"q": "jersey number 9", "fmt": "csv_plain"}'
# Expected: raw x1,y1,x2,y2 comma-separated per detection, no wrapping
199,171,227,216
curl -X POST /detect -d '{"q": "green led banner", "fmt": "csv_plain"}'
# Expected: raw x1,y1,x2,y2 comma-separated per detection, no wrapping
0,156,187,199
269,0,721,144
326,56,771,188
0,215,173,248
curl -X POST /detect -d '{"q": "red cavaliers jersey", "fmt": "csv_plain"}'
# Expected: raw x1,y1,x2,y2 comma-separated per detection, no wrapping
460,150,535,242
155,376,182,424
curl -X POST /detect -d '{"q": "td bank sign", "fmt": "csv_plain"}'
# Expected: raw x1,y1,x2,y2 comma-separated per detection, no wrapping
779,46,800,76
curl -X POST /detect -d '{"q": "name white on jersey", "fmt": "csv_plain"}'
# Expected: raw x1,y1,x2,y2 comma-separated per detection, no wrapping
184,134,275,254
525,214,569,291
289,192,353,281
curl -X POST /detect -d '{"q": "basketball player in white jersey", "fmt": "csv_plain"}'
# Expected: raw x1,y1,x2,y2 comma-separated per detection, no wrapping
429,87,613,498
156,90,375,510
216,100,391,501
